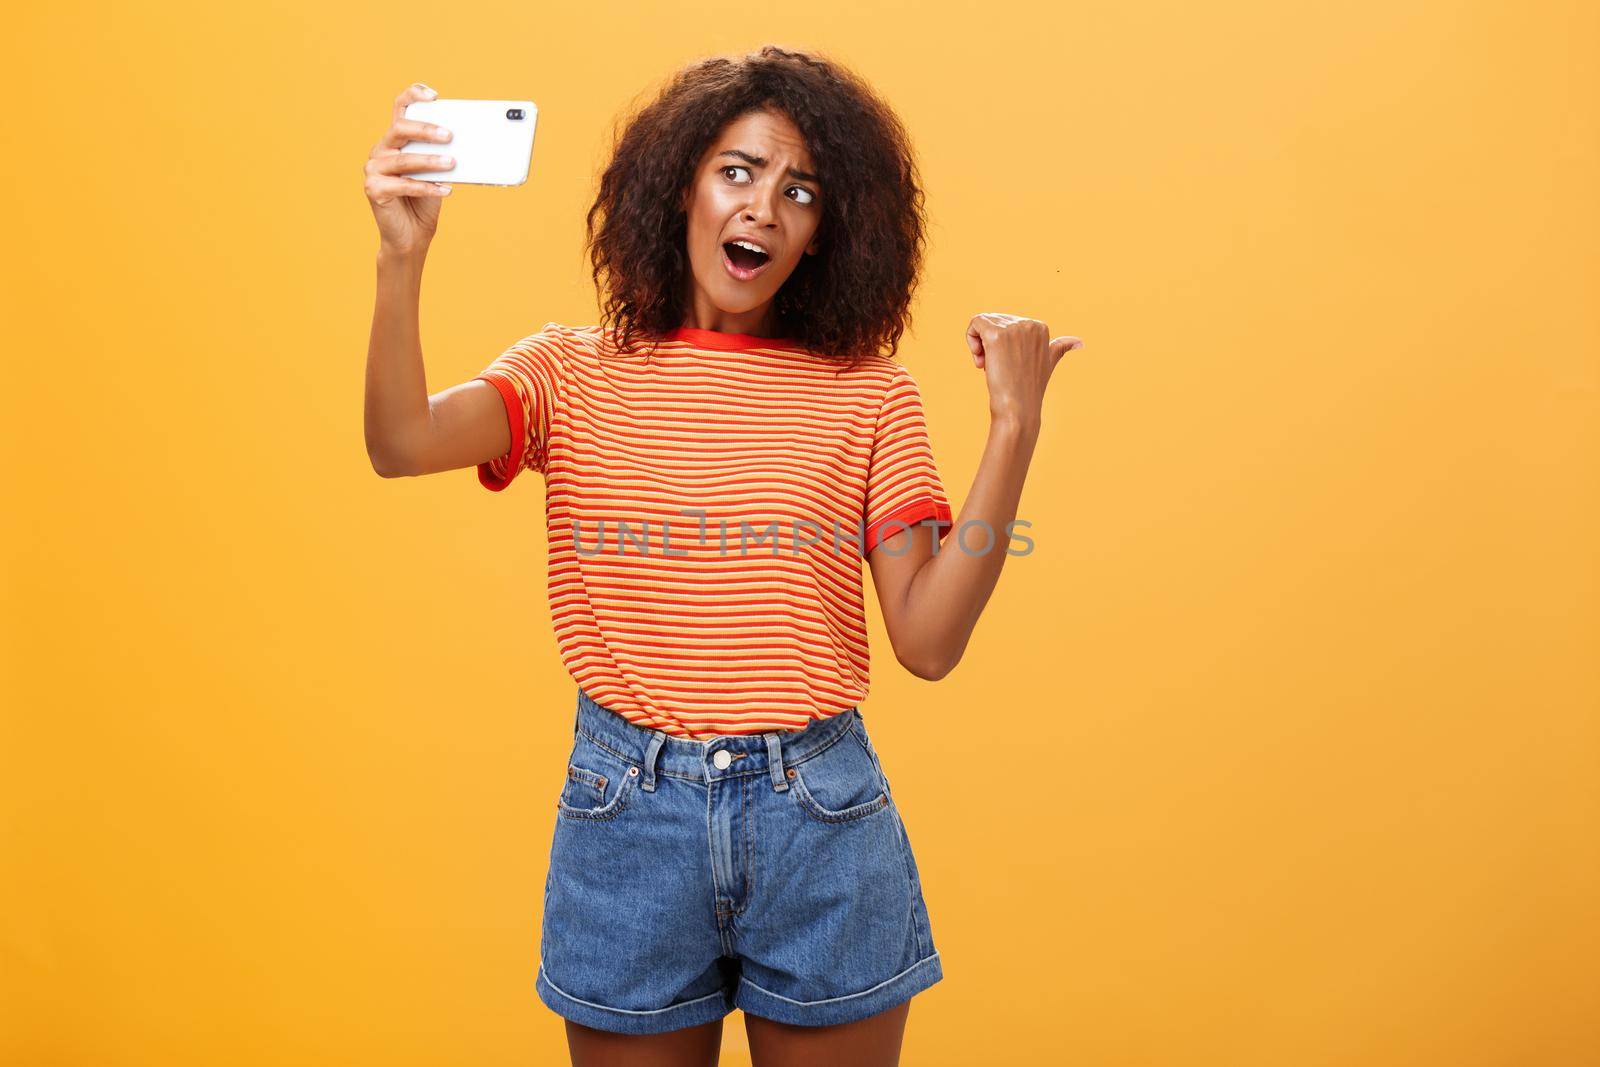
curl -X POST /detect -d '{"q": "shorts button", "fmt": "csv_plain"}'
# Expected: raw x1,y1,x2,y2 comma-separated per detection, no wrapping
712,749,732,770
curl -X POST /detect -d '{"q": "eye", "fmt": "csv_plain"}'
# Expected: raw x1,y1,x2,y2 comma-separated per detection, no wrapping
720,165,816,206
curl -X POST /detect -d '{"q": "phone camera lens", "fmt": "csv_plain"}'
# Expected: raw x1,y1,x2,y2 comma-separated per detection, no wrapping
507,108,524,120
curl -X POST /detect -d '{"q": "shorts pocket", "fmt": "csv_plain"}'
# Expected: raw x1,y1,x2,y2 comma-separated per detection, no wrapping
787,722,891,824
556,734,640,821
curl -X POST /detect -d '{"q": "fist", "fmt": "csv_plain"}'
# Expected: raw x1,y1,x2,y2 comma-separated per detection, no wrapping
965,313,1083,423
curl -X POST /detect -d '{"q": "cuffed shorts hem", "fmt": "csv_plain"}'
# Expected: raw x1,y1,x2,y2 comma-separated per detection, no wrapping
733,950,944,1027
535,963,734,1036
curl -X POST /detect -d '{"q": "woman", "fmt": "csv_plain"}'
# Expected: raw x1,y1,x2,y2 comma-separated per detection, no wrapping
362,46,1081,1067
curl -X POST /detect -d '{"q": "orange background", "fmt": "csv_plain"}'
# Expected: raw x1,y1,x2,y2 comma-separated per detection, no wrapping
4,0,1597,1064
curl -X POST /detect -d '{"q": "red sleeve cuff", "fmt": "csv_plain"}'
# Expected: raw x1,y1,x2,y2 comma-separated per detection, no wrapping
475,374,525,492
863,498,954,554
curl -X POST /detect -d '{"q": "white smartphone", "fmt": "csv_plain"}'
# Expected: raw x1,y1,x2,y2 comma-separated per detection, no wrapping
400,98,538,186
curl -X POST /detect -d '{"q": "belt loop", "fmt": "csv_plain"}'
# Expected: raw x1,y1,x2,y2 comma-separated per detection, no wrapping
642,731,666,792
765,732,788,792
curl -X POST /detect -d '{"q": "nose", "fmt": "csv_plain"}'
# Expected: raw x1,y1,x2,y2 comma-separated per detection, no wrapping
740,180,783,227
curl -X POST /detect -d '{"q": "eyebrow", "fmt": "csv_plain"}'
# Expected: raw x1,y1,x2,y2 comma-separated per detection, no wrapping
715,149,819,185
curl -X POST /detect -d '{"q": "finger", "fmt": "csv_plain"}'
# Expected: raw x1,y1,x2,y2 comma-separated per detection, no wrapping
378,117,453,152
967,314,1000,342
369,151,456,177
392,82,438,128
1047,335,1085,364
365,174,453,203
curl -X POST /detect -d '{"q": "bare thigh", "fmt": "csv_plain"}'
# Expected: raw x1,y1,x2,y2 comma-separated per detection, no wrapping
746,998,911,1067
564,1016,726,1067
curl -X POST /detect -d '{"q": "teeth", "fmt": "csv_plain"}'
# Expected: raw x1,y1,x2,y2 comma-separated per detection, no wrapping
729,239,767,256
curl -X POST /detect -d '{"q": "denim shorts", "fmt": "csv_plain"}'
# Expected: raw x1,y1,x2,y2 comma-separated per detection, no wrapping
534,687,943,1034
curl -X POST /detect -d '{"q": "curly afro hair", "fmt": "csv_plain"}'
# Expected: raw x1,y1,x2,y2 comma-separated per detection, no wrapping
584,45,927,367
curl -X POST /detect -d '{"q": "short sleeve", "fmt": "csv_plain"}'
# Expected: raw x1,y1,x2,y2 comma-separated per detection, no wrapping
863,364,955,553
472,322,569,491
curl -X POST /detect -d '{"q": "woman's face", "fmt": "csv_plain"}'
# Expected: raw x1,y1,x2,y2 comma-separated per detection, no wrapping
680,108,823,336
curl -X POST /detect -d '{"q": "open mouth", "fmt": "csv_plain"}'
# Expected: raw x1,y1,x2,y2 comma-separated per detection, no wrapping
722,241,772,281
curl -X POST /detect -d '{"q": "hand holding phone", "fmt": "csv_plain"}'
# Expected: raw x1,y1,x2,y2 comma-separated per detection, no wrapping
364,85,540,255
364,83,458,255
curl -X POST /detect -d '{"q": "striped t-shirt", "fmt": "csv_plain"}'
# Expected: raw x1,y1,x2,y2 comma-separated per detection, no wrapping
473,322,954,740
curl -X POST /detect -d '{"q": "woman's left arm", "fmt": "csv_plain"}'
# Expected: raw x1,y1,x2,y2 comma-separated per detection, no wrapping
869,314,1083,680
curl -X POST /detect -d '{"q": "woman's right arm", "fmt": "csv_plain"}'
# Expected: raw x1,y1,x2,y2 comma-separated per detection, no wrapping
363,83,513,479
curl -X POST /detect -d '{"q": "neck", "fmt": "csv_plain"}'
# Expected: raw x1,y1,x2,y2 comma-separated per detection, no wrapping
682,290,778,337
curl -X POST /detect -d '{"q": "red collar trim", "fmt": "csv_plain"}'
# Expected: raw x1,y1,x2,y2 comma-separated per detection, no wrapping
662,326,808,352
